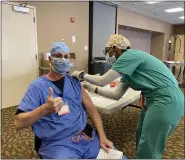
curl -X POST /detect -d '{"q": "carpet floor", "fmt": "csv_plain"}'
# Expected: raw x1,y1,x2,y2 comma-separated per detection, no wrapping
1,100,184,159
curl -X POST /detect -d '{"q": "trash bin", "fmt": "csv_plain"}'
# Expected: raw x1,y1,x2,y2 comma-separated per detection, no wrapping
92,57,112,75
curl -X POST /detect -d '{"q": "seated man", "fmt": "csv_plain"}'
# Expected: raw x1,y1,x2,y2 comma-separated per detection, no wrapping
14,42,113,159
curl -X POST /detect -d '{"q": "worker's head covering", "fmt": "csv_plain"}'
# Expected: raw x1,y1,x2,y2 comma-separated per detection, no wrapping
106,34,131,50
50,42,70,56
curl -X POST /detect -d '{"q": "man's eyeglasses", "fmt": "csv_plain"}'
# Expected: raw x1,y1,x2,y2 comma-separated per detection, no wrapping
52,54,70,59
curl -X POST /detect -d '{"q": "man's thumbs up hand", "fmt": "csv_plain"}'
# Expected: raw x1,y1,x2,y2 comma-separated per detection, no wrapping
45,87,63,114
48,87,54,99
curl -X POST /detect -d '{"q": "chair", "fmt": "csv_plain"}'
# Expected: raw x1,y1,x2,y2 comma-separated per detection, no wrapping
30,130,43,159
34,135,43,158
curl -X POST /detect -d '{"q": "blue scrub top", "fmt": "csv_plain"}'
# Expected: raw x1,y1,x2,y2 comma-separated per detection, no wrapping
18,74,87,143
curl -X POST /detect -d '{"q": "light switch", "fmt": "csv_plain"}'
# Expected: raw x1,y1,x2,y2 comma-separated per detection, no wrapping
84,46,88,50
72,36,76,43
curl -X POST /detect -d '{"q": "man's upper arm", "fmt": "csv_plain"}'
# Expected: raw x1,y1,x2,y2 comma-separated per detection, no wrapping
81,85,96,112
18,83,41,112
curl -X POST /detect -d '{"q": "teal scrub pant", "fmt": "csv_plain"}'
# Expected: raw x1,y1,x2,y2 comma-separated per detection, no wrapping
135,87,184,159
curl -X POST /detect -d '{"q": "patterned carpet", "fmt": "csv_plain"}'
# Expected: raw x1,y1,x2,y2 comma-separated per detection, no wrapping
1,100,184,159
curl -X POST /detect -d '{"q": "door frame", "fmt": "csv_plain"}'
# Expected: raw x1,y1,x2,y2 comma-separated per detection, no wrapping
88,1,117,74
2,1,39,77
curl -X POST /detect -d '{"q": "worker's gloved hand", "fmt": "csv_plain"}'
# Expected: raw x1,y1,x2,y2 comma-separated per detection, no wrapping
81,81,87,87
71,70,85,80
83,82,97,93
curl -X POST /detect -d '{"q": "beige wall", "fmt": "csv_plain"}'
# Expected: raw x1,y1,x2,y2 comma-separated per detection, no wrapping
117,8,173,61
117,8,173,34
150,33,174,61
14,3,176,68
174,24,185,35
150,33,173,61
28,2,89,72
150,33,165,60
163,34,172,61
171,25,184,61
168,36,176,61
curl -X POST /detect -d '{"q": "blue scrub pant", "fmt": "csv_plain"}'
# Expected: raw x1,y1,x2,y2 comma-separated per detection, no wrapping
39,130,100,159
39,131,127,159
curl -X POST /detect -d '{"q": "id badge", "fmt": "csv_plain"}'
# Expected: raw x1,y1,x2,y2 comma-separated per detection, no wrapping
58,100,70,116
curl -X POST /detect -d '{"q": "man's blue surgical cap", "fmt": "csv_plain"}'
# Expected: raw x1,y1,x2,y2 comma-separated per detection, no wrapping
50,42,70,55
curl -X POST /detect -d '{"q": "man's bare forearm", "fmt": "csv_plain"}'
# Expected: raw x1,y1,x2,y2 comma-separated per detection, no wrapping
15,104,48,131
82,87,107,139
88,108,107,139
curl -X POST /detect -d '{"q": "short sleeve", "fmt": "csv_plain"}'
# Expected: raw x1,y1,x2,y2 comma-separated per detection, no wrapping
18,83,41,112
112,51,143,76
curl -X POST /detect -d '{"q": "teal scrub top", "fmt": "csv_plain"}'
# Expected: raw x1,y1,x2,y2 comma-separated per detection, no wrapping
112,49,181,101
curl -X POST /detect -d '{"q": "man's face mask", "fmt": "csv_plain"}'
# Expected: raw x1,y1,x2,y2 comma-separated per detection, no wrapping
104,47,117,64
51,57,73,74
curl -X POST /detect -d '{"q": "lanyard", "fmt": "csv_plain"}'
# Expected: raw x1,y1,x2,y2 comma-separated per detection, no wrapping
72,132,93,143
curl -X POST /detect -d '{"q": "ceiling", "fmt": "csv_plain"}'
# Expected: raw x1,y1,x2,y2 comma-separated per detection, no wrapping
111,1,184,24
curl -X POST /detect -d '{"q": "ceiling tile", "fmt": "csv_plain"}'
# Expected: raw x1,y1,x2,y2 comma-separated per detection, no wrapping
158,5,182,10
136,5,156,10
118,1,184,24
156,1,176,6
172,1,185,7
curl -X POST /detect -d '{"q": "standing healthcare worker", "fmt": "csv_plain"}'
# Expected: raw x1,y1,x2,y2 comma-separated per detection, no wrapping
72,34,184,159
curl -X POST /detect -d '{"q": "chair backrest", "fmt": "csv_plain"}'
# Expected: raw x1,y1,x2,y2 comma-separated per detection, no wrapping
34,135,42,153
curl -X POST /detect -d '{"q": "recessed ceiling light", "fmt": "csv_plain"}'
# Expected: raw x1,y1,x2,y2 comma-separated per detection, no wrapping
179,16,184,19
165,7,184,13
145,2,158,4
